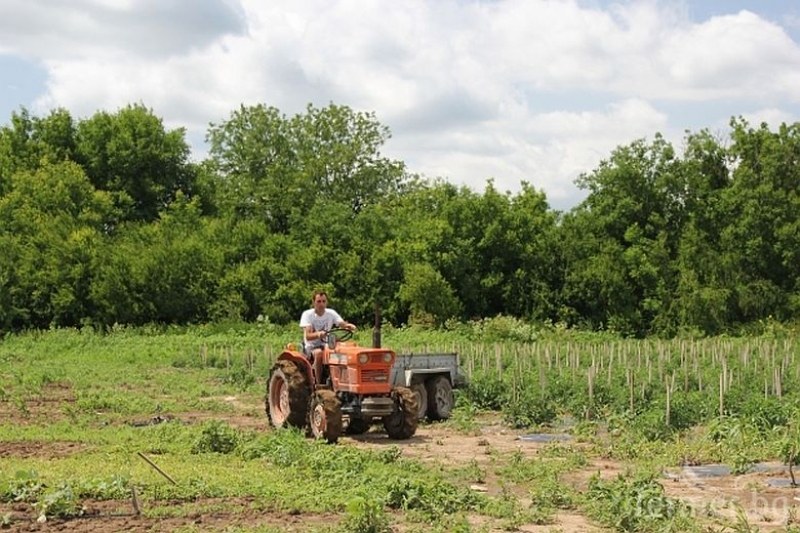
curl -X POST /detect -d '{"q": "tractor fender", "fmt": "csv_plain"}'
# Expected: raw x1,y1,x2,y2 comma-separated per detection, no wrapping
278,350,314,388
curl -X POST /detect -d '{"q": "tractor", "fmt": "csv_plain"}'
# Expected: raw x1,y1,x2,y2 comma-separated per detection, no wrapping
266,328,418,443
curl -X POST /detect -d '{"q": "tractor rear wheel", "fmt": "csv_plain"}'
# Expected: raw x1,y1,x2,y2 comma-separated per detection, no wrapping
426,376,453,420
267,360,310,428
411,382,429,421
383,387,418,439
309,390,343,443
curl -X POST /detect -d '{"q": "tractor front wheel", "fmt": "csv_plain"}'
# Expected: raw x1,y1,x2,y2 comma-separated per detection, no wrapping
383,387,418,440
267,360,309,428
309,390,343,443
345,416,370,435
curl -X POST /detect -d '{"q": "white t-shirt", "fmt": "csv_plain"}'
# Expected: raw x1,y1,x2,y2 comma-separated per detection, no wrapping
299,308,344,349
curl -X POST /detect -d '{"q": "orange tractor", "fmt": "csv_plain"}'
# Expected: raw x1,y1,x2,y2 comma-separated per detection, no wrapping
266,328,418,443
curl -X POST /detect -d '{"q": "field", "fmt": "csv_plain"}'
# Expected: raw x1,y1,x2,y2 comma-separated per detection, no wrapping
1,322,800,532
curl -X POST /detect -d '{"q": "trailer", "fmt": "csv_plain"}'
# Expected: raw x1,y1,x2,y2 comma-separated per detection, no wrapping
390,352,466,420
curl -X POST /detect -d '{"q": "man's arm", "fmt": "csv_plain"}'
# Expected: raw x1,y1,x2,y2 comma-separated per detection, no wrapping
336,320,357,332
304,325,327,341
329,309,356,332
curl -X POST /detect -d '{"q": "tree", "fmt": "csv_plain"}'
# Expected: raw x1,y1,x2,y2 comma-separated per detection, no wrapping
0,108,77,195
89,196,222,326
653,131,733,334
716,119,800,323
0,161,114,329
399,263,461,326
206,103,407,232
561,136,679,334
75,104,195,222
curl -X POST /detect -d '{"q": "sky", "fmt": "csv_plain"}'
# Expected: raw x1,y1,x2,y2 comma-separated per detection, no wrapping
1,0,799,210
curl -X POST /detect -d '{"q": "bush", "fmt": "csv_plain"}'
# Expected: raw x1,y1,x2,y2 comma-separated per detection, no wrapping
504,386,557,428
584,474,693,532
339,497,391,533
462,373,507,411
192,420,240,454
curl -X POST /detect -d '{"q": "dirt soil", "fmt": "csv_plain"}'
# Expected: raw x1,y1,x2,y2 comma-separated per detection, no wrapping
3,397,800,532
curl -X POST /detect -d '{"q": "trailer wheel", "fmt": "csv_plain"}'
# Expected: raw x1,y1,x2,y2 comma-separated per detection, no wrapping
426,376,453,420
411,382,429,420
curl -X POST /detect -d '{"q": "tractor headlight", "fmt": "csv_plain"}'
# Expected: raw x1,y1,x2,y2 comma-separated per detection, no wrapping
358,353,369,365
382,352,392,363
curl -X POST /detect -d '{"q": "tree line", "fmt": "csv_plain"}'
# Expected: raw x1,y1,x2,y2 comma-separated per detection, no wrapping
1,103,798,336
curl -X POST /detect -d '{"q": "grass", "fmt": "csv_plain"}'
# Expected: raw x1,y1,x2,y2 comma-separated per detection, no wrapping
0,324,518,529
3,322,800,531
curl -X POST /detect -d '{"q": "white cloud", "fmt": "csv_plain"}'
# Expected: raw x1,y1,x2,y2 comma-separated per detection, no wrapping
1,0,798,208
741,107,797,130
0,0,244,60
386,98,669,207
658,10,800,101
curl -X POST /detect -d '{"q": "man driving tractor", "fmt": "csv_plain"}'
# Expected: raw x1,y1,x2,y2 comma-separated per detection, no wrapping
267,289,418,442
299,290,356,383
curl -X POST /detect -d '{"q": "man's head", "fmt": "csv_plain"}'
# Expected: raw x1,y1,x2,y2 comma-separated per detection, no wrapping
312,290,328,315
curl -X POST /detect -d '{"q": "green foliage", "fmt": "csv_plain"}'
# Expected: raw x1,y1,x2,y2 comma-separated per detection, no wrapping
480,485,553,528
206,103,405,229
384,476,481,520
4,326,800,530
3,102,800,334
192,420,240,454
0,160,114,329
528,473,576,510
33,484,85,520
237,427,309,463
221,366,257,390
446,403,480,434
0,470,45,503
78,475,131,500
463,373,507,411
584,474,694,532
467,315,539,342
399,263,462,326
75,103,195,222
0,471,124,521
340,496,391,533
503,385,557,428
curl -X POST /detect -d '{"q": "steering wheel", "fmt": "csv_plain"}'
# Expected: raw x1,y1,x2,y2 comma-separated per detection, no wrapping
326,327,354,347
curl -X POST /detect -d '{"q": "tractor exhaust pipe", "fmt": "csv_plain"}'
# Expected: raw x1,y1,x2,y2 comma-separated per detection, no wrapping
372,302,381,348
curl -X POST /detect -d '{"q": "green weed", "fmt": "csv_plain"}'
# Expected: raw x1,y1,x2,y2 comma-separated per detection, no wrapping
0,470,45,503
339,496,391,533
192,420,240,454
528,473,576,510
33,484,85,520
583,473,696,532
385,475,481,520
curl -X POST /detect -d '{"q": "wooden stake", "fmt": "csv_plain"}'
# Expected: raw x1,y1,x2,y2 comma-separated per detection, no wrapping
587,365,595,420
131,486,141,515
628,368,634,412
137,452,178,485
538,356,546,395
665,375,671,427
